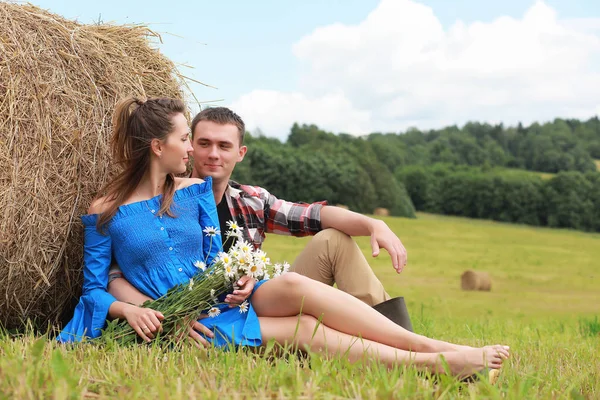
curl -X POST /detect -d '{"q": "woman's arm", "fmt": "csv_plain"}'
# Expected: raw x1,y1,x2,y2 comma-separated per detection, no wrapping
58,209,117,342
195,179,222,265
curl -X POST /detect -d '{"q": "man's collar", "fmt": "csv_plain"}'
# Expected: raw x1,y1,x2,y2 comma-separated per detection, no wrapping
226,180,243,199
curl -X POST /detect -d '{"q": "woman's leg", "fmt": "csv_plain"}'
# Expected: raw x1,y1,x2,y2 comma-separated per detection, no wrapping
258,315,505,377
252,273,509,357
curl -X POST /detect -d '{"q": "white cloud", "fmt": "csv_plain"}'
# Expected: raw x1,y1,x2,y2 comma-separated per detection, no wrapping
231,0,600,140
230,90,371,137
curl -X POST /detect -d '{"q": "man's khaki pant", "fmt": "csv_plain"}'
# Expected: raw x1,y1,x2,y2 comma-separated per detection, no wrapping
289,229,391,306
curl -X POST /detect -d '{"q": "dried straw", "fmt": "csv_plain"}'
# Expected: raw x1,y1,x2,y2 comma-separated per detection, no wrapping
0,2,190,329
373,207,390,217
460,270,492,291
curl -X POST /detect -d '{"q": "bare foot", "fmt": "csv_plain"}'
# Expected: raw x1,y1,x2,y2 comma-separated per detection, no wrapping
438,345,509,379
450,344,477,352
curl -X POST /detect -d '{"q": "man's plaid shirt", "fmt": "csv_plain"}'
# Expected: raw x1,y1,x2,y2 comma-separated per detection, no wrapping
225,180,327,249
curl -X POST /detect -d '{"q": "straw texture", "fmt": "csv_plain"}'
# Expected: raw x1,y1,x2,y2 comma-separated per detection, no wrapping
0,2,188,329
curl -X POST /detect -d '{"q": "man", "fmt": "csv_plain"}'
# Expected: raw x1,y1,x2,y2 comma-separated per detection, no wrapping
108,107,412,329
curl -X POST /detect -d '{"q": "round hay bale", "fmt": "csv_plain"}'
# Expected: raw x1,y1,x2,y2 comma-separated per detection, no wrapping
461,270,492,291
0,3,188,329
374,207,390,217
335,204,349,210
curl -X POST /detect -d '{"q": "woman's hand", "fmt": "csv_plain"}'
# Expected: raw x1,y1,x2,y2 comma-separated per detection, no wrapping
185,317,215,348
225,275,255,307
122,304,164,342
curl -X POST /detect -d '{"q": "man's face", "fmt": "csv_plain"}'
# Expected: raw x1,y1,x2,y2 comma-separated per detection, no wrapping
191,120,247,183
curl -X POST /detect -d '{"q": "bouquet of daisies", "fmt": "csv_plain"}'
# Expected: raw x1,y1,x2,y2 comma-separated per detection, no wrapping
102,220,289,345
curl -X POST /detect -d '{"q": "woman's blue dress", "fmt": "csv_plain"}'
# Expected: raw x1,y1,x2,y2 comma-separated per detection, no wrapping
58,178,265,347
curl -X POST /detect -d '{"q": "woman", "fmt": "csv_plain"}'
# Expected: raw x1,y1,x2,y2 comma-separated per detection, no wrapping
59,97,509,379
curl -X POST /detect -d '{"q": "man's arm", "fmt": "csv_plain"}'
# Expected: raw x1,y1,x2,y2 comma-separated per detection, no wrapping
107,272,152,306
257,184,407,272
319,206,407,273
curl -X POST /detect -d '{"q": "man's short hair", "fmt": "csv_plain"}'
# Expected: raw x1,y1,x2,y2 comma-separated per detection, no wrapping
191,107,245,145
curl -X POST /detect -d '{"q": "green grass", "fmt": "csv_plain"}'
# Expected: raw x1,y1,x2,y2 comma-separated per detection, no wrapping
497,167,554,180
1,213,599,398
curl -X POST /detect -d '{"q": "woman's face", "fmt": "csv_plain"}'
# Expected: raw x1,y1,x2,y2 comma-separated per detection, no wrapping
160,113,193,175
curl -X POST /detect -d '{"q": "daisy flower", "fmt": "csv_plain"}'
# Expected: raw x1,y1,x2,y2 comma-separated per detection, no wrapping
239,300,249,314
226,220,243,232
236,240,252,254
224,264,235,279
282,262,291,273
208,307,221,317
247,263,263,279
203,226,221,237
237,251,252,267
254,250,270,265
273,263,283,278
220,253,232,266
188,278,194,291
193,260,206,271
226,230,243,240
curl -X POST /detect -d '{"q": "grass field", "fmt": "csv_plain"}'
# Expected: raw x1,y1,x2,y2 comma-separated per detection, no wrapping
1,213,599,399
502,167,555,180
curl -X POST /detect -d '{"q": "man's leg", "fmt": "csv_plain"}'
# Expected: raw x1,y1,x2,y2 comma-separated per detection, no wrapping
290,228,391,306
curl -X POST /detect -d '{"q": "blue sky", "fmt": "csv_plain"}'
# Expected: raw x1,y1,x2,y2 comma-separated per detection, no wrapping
30,1,600,138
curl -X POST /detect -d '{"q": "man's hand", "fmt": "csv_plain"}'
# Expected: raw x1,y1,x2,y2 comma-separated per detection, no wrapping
225,275,255,307
122,304,165,342
370,220,407,273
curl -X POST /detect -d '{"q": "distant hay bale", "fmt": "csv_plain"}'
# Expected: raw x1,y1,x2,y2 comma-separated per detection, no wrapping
335,204,349,210
0,3,189,329
374,207,390,217
461,270,492,291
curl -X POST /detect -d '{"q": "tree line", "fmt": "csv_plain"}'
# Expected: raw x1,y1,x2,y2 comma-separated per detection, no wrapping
231,117,600,232
396,164,600,232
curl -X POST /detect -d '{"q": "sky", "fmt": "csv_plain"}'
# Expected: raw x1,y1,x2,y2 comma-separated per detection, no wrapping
29,0,600,140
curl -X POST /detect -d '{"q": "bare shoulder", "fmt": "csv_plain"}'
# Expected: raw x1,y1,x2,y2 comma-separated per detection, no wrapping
175,177,205,190
88,195,113,215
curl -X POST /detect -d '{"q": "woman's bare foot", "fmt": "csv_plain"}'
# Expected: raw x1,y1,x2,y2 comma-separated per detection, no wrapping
438,345,509,379
450,343,477,352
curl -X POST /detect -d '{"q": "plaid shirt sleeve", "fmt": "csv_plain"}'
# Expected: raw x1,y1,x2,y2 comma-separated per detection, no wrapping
259,187,328,236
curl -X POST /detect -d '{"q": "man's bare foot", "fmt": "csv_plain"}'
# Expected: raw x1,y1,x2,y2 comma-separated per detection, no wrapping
439,345,509,379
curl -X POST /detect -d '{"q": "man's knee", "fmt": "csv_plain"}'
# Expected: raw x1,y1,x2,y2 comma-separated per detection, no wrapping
312,228,354,249
277,272,307,289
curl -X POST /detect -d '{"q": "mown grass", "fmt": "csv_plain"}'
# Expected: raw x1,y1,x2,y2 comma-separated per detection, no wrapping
501,167,555,180
1,213,599,399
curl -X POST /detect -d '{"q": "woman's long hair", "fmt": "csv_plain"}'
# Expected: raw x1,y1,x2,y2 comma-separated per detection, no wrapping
96,97,186,230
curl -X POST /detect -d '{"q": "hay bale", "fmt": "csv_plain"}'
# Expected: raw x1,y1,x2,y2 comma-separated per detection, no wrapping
0,3,188,329
335,204,349,210
374,207,390,216
461,270,492,291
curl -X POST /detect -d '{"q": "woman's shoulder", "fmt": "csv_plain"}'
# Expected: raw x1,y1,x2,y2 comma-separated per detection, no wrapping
175,177,206,190
173,176,213,200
